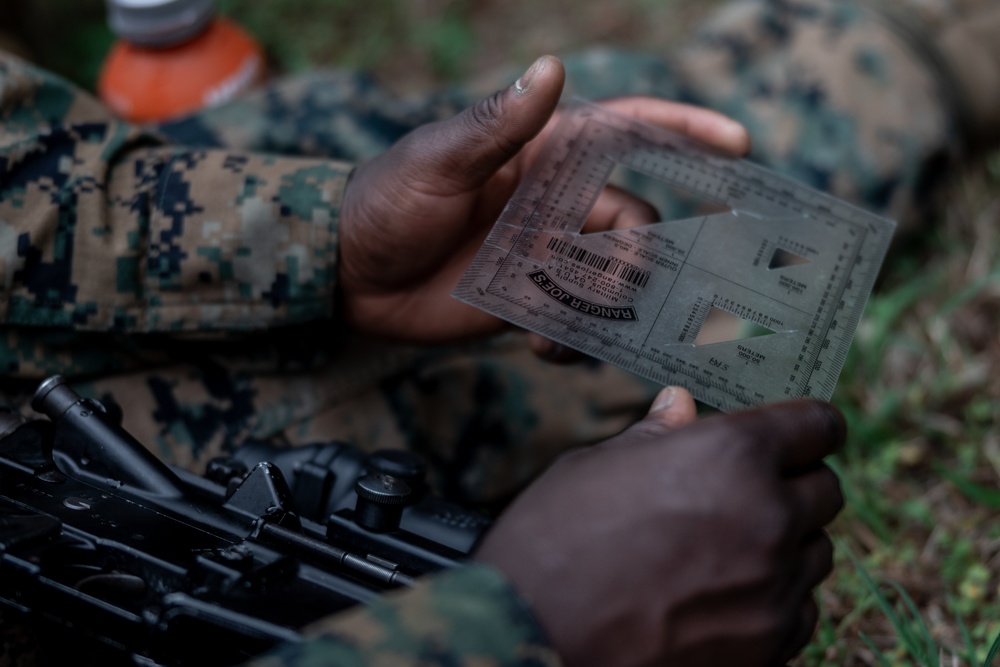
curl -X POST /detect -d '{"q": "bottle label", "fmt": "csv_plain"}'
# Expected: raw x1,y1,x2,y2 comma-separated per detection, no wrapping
203,52,263,108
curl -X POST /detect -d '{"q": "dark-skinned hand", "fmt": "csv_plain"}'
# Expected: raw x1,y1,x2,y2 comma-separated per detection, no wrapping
475,386,846,667
338,55,749,345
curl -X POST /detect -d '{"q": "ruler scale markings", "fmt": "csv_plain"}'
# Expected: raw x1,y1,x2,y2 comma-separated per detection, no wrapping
799,223,872,397
453,100,895,411
791,230,860,395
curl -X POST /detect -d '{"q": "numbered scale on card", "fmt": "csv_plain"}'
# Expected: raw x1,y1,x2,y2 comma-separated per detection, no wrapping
452,100,896,412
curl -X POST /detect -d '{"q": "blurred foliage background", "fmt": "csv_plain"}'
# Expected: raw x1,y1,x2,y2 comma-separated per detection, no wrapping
3,0,1000,664
1,0,713,94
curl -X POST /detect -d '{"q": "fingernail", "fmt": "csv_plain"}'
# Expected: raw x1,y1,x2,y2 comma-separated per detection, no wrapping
515,57,546,94
720,116,749,151
649,386,677,413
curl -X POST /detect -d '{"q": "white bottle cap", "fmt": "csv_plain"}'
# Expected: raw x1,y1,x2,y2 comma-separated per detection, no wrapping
106,0,216,47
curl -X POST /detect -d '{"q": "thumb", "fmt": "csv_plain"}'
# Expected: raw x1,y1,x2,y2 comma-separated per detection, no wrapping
591,385,697,452
419,55,565,188
645,386,698,430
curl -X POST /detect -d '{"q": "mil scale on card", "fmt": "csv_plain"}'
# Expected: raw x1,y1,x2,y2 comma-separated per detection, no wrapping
452,100,897,412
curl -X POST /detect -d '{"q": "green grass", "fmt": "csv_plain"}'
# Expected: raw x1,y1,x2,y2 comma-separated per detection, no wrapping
842,542,1000,667
813,151,1000,664
214,0,475,81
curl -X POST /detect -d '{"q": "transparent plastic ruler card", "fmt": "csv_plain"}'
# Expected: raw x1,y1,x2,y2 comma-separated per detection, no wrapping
452,100,896,412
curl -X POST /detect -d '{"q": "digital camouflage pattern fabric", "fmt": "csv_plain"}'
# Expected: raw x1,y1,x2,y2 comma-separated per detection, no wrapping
247,564,559,667
0,0,975,664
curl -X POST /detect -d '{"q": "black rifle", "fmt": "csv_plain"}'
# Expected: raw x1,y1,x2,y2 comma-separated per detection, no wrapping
0,376,491,666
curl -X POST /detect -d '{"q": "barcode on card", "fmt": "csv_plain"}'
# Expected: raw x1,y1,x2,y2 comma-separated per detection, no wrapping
546,237,651,288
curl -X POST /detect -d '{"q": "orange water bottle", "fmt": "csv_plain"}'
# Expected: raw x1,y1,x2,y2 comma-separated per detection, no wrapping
97,0,265,123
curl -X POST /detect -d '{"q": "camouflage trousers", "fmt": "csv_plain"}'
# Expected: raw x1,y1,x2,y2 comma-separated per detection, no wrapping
4,0,964,514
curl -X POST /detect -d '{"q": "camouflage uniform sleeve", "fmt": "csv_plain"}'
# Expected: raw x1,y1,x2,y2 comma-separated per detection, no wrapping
0,51,346,336
247,563,562,667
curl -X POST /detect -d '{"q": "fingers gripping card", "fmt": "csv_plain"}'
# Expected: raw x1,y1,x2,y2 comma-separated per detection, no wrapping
453,100,896,412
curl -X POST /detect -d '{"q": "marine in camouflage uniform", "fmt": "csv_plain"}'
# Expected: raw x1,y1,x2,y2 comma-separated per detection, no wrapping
0,0,992,664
